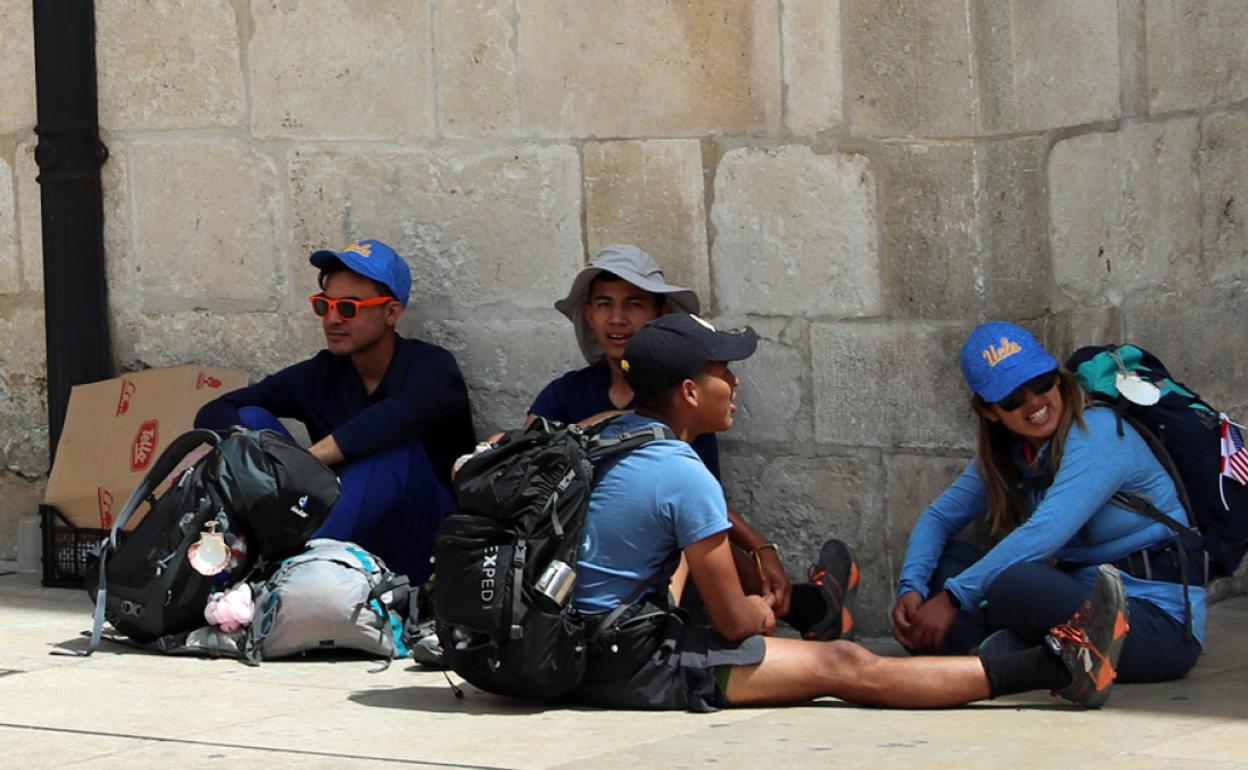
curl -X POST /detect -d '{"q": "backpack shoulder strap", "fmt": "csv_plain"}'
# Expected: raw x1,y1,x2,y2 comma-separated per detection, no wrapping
108,428,223,546
1112,411,1202,538
72,429,222,659
587,424,677,461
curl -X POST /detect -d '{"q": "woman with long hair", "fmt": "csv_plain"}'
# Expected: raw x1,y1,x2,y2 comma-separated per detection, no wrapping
893,321,1205,682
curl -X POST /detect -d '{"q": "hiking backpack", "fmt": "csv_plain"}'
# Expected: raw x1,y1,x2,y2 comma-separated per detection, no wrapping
431,417,674,700
1067,344,1248,574
80,428,340,654
244,539,415,665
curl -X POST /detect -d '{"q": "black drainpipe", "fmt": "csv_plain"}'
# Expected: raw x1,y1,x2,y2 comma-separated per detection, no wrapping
31,0,112,463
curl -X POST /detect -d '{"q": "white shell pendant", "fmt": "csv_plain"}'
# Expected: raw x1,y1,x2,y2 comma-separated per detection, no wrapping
188,521,230,576
1116,371,1161,406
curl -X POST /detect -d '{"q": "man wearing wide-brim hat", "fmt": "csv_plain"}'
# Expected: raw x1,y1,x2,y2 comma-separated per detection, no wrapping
526,245,851,641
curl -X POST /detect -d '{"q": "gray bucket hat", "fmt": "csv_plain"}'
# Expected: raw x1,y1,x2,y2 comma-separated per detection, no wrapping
554,244,701,364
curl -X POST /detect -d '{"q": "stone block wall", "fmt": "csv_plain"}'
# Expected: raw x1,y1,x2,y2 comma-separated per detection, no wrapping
1,1,1245,631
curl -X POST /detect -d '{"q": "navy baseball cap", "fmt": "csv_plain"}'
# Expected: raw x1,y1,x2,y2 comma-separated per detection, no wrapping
960,321,1059,403
622,314,757,400
309,239,412,307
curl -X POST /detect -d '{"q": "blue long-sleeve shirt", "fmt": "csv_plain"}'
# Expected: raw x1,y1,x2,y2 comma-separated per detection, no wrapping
898,407,1206,644
195,335,476,491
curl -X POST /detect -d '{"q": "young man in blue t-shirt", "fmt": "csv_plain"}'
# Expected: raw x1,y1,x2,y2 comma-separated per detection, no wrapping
529,245,854,640
574,314,1131,711
196,239,475,581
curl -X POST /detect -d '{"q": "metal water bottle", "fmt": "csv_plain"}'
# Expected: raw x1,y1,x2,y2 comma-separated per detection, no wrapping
534,559,577,606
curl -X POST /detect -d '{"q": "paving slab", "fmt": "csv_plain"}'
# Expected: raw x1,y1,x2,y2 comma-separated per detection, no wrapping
0,571,1244,769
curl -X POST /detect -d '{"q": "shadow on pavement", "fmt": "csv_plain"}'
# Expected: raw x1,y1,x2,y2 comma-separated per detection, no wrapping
350,683,553,715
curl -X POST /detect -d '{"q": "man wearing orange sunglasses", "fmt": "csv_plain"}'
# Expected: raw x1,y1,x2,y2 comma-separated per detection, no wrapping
196,239,476,581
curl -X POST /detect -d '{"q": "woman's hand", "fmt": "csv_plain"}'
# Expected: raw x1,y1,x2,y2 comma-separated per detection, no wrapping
907,591,960,653
891,591,924,649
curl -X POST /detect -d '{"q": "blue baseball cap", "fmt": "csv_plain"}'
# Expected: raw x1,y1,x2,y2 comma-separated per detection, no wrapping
960,321,1059,403
622,314,757,400
309,239,411,307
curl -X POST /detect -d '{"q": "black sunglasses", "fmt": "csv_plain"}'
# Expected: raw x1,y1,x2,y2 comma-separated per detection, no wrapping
993,369,1059,412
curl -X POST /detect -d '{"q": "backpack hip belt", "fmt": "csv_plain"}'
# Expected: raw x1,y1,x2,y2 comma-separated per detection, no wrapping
1111,539,1209,587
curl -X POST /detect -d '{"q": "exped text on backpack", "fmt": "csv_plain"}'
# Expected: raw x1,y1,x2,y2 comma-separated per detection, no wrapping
431,417,674,700
1068,344,1248,574
79,428,340,655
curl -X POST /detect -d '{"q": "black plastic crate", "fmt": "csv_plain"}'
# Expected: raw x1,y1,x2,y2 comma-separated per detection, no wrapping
39,505,120,588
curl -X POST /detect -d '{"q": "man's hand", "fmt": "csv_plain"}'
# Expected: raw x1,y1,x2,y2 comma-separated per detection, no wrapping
754,546,792,618
906,590,960,653
891,590,924,649
725,505,793,615
308,434,344,467
746,594,777,636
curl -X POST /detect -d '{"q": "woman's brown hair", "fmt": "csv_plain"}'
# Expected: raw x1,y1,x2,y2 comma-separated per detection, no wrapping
973,368,1088,537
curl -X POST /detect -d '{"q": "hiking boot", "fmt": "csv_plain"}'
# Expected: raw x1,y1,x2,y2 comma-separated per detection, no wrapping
802,538,860,642
1045,564,1130,708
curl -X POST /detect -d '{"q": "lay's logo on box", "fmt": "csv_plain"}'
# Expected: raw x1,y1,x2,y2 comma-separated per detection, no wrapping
131,420,160,472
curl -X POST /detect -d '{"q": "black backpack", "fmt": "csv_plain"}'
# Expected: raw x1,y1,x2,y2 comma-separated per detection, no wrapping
1067,344,1248,575
431,417,673,700
79,428,340,654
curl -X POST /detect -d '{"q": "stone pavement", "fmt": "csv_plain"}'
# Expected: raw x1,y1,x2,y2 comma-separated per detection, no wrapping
0,569,1244,769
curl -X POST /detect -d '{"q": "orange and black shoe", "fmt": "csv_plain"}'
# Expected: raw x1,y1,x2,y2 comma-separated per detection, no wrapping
1046,564,1131,709
802,538,860,642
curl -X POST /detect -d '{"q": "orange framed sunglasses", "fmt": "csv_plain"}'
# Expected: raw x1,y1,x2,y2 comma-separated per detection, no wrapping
309,294,393,319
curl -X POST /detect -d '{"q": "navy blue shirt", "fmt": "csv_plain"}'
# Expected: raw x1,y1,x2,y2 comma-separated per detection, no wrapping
195,335,476,491
528,362,721,478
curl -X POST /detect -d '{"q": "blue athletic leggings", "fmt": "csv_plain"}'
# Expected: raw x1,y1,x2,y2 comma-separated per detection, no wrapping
929,540,1201,683
238,407,452,583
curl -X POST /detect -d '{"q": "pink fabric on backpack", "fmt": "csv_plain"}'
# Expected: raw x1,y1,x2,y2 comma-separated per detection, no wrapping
204,583,254,633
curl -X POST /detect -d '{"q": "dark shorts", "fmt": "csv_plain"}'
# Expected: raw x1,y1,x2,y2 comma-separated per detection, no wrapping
576,607,765,713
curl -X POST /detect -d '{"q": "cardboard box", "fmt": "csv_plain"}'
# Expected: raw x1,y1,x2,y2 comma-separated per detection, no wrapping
44,365,249,530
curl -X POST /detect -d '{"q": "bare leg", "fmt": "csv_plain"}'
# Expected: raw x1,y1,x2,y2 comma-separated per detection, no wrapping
724,637,992,708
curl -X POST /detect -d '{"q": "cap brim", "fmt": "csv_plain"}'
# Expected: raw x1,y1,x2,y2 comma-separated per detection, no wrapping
555,265,701,364
309,249,344,269
708,327,758,363
977,353,1060,402
308,248,408,306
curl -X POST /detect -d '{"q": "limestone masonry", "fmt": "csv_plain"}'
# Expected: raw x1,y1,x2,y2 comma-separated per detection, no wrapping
1,1,1245,631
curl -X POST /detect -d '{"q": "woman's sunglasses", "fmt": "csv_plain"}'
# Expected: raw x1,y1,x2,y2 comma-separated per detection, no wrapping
993,369,1059,412
309,294,392,319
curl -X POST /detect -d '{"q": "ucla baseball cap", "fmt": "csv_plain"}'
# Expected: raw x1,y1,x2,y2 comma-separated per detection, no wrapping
555,245,701,364
309,239,412,307
960,321,1059,403
622,314,757,400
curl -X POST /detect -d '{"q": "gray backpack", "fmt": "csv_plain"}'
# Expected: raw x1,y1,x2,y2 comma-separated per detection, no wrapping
243,539,414,665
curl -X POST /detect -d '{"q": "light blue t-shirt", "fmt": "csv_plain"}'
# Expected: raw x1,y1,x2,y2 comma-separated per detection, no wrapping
898,407,1207,644
572,413,730,614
